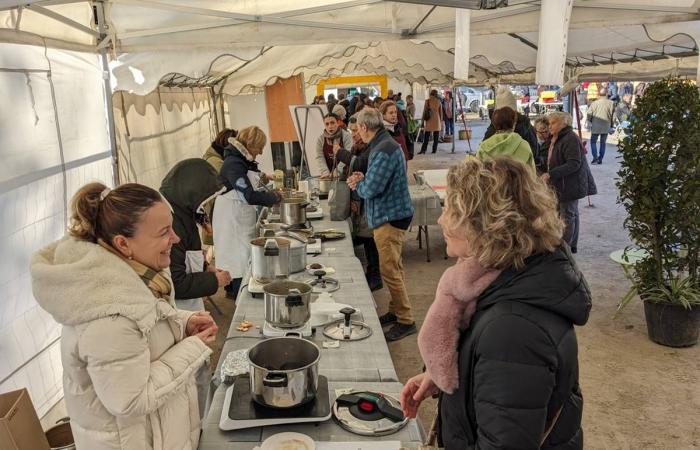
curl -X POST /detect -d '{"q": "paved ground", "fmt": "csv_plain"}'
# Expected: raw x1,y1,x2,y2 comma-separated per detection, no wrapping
204,118,700,449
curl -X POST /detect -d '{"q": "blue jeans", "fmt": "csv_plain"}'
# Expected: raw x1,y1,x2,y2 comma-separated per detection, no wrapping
590,133,608,161
559,200,579,250
444,118,454,135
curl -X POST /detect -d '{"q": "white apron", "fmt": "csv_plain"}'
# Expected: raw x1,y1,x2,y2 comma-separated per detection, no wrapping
175,250,206,312
212,190,257,279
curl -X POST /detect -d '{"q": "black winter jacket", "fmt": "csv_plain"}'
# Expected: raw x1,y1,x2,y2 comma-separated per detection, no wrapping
485,112,538,155
220,146,278,207
160,158,222,300
439,246,591,450
548,127,597,202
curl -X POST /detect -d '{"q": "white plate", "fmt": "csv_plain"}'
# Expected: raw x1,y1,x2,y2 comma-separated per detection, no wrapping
259,432,315,450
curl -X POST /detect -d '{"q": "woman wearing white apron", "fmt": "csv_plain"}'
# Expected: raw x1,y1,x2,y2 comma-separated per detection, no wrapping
160,158,232,311
214,126,281,299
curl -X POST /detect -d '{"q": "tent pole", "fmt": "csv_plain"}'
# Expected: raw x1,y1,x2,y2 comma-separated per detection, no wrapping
94,1,119,185
451,86,455,153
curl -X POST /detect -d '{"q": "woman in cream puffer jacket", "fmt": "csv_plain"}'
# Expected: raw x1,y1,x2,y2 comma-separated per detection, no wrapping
31,182,216,450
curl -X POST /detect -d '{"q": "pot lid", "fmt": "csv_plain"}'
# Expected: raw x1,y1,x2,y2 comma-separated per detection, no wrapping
332,391,408,436
306,275,340,293
322,320,372,341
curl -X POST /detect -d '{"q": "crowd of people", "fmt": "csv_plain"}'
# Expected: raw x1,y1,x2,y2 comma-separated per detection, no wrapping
28,84,601,450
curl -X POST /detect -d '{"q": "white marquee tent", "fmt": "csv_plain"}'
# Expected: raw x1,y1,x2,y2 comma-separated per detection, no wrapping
1,0,699,418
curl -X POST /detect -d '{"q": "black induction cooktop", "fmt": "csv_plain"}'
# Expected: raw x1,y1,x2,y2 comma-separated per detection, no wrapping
228,375,330,421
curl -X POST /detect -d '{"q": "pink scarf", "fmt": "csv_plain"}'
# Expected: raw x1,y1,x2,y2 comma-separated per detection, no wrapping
417,257,501,393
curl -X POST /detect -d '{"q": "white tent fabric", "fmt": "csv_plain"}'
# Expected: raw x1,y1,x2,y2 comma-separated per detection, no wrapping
0,42,111,417
113,87,217,188
1,0,699,419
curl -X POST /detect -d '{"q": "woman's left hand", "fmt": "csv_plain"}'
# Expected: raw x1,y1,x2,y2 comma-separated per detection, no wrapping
186,311,218,337
400,372,440,419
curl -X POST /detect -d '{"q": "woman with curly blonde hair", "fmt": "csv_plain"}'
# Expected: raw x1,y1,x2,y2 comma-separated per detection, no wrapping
401,157,591,450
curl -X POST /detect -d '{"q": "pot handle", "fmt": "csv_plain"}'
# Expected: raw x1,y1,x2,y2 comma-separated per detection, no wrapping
285,294,304,307
264,238,280,256
263,372,288,388
284,331,302,338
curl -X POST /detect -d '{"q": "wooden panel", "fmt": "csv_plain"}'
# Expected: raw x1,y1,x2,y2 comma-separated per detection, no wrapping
265,74,306,142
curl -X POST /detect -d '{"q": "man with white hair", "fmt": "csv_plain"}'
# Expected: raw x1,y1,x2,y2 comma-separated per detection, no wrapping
541,112,597,253
347,108,416,341
586,86,615,164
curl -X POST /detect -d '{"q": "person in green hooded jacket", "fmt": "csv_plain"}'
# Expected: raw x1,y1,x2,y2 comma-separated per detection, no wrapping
476,107,536,171
160,158,231,311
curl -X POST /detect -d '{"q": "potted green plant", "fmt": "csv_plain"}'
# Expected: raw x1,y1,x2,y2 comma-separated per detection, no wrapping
616,77,700,347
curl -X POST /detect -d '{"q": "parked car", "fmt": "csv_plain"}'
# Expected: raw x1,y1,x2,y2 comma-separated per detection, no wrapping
457,87,488,113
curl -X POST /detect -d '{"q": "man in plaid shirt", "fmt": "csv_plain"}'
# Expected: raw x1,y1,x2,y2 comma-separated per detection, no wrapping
348,108,416,341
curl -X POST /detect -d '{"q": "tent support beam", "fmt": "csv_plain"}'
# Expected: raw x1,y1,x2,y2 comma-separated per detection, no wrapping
94,1,120,185
26,4,100,37
277,0,382,18
572,1,698,14
406,5,437,36
420,5,540,33
113,0,395,37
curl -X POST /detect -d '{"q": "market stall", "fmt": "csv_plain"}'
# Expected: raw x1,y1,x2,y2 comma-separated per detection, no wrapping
200,206,426,448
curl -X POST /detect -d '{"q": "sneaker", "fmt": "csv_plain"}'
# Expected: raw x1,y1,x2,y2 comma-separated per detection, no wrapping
384,322,417,341
597,158,603,164
571,246,578,254
379,312,398,326
591,159,599,165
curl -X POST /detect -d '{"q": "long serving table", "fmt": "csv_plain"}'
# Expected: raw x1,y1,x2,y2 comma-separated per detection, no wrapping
198,211,426,449
408,184,443,262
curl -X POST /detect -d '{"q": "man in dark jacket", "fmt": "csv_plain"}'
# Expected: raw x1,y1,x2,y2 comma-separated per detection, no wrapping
438,247,591,449
347,108,416,341
160,158,231,310
484,87,538,155
542,112,597,253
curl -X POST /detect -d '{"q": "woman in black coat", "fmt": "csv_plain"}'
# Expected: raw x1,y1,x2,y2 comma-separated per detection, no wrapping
401,157,592,450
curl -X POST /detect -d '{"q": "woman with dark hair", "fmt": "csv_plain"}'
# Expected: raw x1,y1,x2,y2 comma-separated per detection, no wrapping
476,107,535,170
204,128,238,173
380,100,411,163
401,157,590,450
314,112,353,178
31,182,218,450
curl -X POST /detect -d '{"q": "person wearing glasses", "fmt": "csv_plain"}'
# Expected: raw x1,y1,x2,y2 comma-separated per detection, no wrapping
533,115,551,174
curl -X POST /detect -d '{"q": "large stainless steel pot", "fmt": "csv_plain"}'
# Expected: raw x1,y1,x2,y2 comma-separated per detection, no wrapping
248,337,320,408
258,228,308,273
285,232,307,273
319,178,332,195
251,238,290,284
263,280,311,328
280,198,309,226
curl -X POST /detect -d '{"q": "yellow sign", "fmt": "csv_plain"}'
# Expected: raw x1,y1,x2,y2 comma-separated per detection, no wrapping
316,75,388,97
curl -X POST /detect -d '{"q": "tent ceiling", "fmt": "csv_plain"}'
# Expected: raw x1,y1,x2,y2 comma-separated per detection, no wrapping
0,0,699,93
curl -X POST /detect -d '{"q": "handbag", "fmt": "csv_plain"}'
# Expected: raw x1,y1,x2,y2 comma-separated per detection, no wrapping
328,158,351,221
329,178,351,221
422,103,432,121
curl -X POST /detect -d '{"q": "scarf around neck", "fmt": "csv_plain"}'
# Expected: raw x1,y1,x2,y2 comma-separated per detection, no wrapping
228,137,255,162
98,239,172,303
323,127,343,140
382,119,397,133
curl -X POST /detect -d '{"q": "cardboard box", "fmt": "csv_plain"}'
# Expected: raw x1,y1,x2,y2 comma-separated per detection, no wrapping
0,389,51,450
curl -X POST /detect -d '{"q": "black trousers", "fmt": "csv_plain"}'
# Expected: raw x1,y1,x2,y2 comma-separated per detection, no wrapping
420,131,440,153
354,236,380,279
